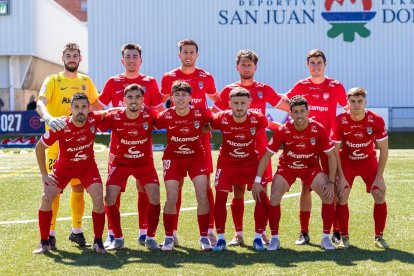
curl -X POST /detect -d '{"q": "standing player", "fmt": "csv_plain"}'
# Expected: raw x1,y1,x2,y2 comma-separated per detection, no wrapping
331,87,389,249
33,93,106,254
155,81,212,251
207,87,268,251
212,49,289,246
285,49,348,245
97,43,164,247
252,95,337,251
100,84,161,251
160,39,219,246
36,43,100,249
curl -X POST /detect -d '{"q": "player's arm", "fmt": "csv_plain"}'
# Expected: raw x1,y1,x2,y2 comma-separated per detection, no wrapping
35,140,58,187
372,139,388,194
252,150,274,202
333,143,349,197
274,96,290,112
323,148,337,199
36,97,66,132
90,100,104,111
207,92,220,102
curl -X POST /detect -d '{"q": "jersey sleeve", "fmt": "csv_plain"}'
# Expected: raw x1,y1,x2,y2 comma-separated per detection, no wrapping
160,75,173,96
87,78,100,104
98,78,114,107
330,115,342,143
319,124,335,152
41,127,62,147
39,74,56,101
374,116,388,141
98,112,114,132
202,108,213,123
258,113,269,130
213,87,231,111
336,82,347,108
267,127,283,153
265,85,283,107
154,112,166,130
210,113,222,130
205,75,217,96
145,79,163,108
285,82,301,99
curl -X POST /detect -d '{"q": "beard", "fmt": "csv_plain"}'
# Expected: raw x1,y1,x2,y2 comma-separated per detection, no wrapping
74,113,86,124
64,62,79,72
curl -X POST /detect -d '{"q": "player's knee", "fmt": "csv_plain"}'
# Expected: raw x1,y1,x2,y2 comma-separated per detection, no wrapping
148,190,160,205
105,194,117,206
269,193,282,206
136,182,145,192
371,189,385,203
338,189,350,204
40,192,55,209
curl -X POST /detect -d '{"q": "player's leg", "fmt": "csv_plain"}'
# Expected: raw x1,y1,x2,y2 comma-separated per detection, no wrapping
161,179,180,251
33,185,61,254
68,180,90,247
203,134,216,245
86,181,107,254
172,177,184,246
296,183,312,245
266,174,290,251
136,180,149,245
192,174,212,251
143,182,161,250
310,172,335,250
104,184,123,251
213,189,229,251
229,184,245,246
45,149,59,249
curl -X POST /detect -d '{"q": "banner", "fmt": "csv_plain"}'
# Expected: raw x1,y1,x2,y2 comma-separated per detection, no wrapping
0,111,45,135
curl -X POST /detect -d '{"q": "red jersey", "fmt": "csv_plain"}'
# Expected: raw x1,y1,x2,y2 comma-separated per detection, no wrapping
98,73,163,109
331,110,388,162
99,107,157,167
214,81,283,115
211,110,268,163
286,77,347,130
155,106,212,159
41,112,102,170
267,119,335,171
160,67,217,109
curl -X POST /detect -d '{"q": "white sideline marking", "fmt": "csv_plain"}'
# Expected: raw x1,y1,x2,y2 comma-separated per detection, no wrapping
0,192,301,225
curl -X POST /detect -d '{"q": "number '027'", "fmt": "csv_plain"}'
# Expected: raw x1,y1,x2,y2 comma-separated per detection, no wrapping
0,114,22,132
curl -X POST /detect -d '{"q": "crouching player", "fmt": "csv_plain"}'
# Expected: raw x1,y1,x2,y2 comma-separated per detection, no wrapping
207,87,268,251
34,93,107,254
331,87,389,249
155,81,213,251
252,95,337,251
99,84,161,251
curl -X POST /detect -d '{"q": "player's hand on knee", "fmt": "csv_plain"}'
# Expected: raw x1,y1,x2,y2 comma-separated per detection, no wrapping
252,183,264,202
42,173,59,187
44,115,67,132
336,177,350,198
322,183,334,200
372,176,386,194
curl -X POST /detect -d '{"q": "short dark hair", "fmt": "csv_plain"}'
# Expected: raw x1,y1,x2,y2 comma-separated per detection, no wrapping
236,49,259,65
121,43,142,57
178,39,198,53
289,95,308,111
347,87,367,99
71,93,89,106
62,43,81,55
172,80,192,95
229,87,251,98
124,84,145,96
307,49,326,63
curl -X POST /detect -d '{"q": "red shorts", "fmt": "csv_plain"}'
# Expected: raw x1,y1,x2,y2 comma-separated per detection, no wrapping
107,164,160,192
52,162,102,190
214,157,262,191
319,153,329,175
341,157,379,193
202,132,214,174
276,165,322,188
256,130,272,183
162,156,208,181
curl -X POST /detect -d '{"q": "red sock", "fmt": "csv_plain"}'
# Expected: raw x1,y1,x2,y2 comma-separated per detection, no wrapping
38,210,52,240
332,203,340,233
173,189,182,231
374,202,387,236
268,204,281,235
321,203,334,234
197,213,210,236
147,203,160,238
254,192,269,234
207,187,215,229
92,211,105,240
231,198,244,232
336,203,349,236
106,193,121,231
106,205,122,238
299,211,311,234
163,213,176,236
138,192,149,229
214,191,228,234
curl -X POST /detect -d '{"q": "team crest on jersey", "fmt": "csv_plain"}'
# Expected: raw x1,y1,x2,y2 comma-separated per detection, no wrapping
82,85,86,91
194,121,200,129
367,127,373,135
257,91,263,99
310,137,316,145
250,127,256,135
143,122,149,130
198,82,204,89
90,126,95,133
323,93,329,101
